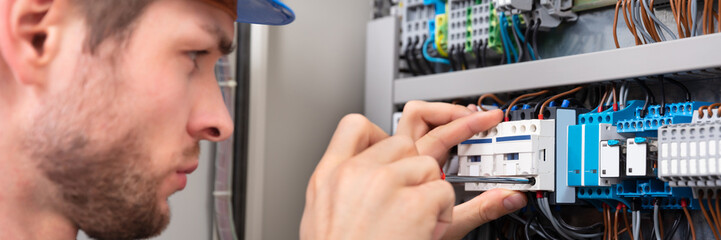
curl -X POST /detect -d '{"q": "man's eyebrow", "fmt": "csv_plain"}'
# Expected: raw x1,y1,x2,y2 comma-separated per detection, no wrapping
200,23,236,55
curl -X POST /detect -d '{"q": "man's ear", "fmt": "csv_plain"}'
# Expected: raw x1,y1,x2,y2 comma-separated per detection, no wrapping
4,0,63,87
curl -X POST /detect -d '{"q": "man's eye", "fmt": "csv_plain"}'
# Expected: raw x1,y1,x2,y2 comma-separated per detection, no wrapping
187,50,210,67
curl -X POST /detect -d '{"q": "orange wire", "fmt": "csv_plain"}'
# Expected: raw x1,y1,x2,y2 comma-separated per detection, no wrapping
504,90,549,121
539,86,584,119
623,0,642,45
477,94,506,111
699,105,709,118
700,192,720,240
716,191,721,233
658,205,664,239
614,0,622,48
623,205,634,240
603,204,608,240
614,208,620,240
710,194,721,235
683,201,697,240
707,103,721,117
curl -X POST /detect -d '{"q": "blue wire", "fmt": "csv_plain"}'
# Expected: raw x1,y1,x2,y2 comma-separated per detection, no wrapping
498,14,511,64
422,36,450,65
499,13,518,63
511,15,536,60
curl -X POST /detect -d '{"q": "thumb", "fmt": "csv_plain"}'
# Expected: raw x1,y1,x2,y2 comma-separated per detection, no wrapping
442,189,527,240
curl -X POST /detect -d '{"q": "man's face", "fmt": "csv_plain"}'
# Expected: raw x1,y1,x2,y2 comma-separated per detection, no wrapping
19,0,234,238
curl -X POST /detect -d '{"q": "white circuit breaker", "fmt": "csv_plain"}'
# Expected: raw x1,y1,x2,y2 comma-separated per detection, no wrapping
458,119,555,191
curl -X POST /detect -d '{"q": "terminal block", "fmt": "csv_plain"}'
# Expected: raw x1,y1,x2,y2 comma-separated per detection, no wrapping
658,121,721,187
577,179,699,210
400,0,436,53
617,101,709,136
447,0,493,52
458,119,555,191
625,137,658,177
493,0,532,12
692,107,721,123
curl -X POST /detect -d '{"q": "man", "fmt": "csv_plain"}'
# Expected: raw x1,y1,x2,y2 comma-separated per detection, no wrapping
0,0,526,239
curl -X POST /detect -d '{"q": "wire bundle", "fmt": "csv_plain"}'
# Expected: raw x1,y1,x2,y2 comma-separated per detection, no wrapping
614,0,682,48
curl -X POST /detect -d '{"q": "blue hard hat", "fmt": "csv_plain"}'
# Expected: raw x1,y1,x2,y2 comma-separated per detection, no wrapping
236,0,295,25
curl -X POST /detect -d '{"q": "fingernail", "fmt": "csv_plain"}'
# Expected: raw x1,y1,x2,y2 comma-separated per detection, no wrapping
503,193,526,211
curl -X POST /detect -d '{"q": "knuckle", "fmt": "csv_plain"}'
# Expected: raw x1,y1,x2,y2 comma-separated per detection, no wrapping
338,113,370,129
402,100,426,114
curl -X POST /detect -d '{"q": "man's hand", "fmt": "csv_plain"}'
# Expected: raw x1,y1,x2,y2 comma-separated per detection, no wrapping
300,114,455,240
395,101,528,240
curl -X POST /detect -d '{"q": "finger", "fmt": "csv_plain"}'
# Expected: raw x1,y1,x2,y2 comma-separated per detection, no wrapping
441,189,527,240
396,101,474,141
319,114,389,169
416,109,503,161
414,180,455,240
353,135,419,164
466,104,478,112
387,155,441,186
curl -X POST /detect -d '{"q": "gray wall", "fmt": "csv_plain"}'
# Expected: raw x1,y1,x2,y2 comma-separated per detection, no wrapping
257,0,372,239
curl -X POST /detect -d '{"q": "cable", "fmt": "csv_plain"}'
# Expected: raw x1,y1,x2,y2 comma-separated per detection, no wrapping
498,13,511,64
681,199,697,240
598,85,610,113
499,12,518,63
422,37,451,66
523,20,534,62
654,201,662,240
512,15,536,61
663,78,691,101
664,213,683,240
623,205,634,240
404,40,419,76
614,0,622,48
481,40,488,67
699,192,720,240
635,79,655,118
532,20,541,60
538,86,584,119
505,90,550,121
632,211,640,240
603,204,609,240
457,45,468,70
449,45,458,71
510,15,524,62
473,41,483,68
413,37,430,75
420,37,435,74
622,0,642,45
478,94,507,111
707,103,721,117
711,192,721,235
612,82,618,111
614,204,620,240
716,191,721,234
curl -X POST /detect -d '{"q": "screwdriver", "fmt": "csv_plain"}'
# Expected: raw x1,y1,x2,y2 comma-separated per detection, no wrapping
441,168,534,184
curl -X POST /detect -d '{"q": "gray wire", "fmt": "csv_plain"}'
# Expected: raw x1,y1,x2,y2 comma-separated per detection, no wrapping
654,203,662,240
538,198,575,240
538,197,603,239
633,211,641,240
691,0,698,36
631,0,656,43
641,0,678,40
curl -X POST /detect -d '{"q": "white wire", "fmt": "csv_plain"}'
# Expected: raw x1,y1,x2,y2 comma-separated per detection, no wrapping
633,211,641,240
654,203,662,240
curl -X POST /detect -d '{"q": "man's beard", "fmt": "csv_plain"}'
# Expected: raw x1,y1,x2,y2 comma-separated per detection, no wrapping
20,56,170,239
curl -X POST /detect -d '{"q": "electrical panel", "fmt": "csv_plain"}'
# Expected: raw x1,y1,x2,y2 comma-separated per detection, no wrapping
369,0,721,238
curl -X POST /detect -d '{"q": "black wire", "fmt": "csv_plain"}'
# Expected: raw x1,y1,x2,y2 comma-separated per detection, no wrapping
449,45,458,71
532,20,541,60
659,76,666,116
457,44,469,70
533,95,555,118
404,39,419,76
510,19,524,62
499,30,507,65
481,40,488,67
635,79,655,118
523,20,533,62
474,41,483,68
553,211,604,232
664,77,692,101
421,36,435,74
663,212,683,240
413,36,429,75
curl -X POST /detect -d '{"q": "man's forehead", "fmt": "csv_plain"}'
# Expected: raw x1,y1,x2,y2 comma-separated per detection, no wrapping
199,0,238,20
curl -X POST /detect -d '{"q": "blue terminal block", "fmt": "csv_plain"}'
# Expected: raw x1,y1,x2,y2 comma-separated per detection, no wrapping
577,100,645,125
616,101,710,136
577,183,699,210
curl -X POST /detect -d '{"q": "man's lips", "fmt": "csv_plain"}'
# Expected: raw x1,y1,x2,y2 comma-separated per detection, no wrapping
176,163,199,190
